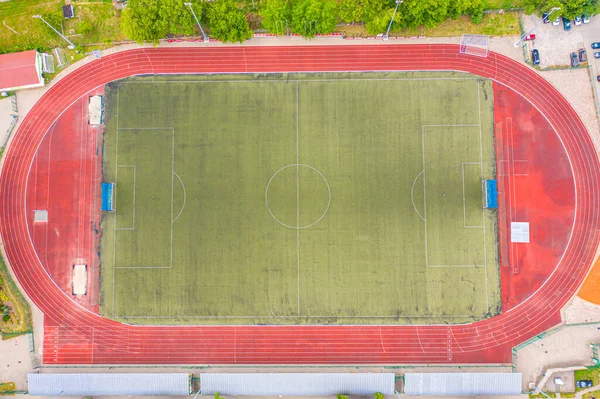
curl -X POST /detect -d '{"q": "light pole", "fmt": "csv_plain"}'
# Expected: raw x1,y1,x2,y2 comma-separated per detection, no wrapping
514,7,560,47
383,0,403,42
32,15,75,49
184,2,208,43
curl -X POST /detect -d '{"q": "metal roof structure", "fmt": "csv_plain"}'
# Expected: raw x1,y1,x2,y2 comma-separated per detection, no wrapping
404,373,522,396
0,50,44,92
28,373,192,396
200,373,395,396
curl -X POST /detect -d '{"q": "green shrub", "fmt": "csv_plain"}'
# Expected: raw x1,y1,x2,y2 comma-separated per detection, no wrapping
78,20,94,35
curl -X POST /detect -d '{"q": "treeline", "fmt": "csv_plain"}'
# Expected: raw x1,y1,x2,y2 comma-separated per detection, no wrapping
121,0,489,43
121,0,600,44
518,0,600,18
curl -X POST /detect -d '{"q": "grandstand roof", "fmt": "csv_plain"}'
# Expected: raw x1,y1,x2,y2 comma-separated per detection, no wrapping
404,373,522,396
0,50,44,92
27,373,192,396
200,373,395,396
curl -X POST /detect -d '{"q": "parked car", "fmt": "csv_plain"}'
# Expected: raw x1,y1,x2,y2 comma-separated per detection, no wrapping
524,33,536,41
553,17,561,25
595,52,600,58
583,14,591,24
575,15,582,25
563,17,572,31
579,48,588,62
571,52,579,67
576,380,593,388
542,11,550,22
592,42,600,49
532,49,540,65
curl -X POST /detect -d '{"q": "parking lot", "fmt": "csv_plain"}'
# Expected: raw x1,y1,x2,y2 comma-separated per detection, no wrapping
522,13,587,68
521,13,600,144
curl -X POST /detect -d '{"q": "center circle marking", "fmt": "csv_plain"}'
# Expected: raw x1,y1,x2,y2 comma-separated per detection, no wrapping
265,164,331,229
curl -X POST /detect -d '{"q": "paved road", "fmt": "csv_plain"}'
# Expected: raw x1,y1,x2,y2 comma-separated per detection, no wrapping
574,383,600,398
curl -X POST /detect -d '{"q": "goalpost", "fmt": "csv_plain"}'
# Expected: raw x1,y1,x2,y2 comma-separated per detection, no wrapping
459,34,490,57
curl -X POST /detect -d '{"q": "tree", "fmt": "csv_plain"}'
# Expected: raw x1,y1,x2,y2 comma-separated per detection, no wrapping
78,20,94,35
365,7,397,34
259,0,292,34
214,392,224,399
290,0,338,38
583,0,600,15
38,12,64,36
400,0,452,28
206,0,253,43
338,0,364,23
561,0,587,18
466,0,486,23
336,394,349,399
375,393,385,399
362,0,395,22
120,0,196,43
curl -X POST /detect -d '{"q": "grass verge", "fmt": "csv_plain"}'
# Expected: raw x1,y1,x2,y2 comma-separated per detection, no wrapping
576,369,600,391
0,254,32,339
336,13,520,37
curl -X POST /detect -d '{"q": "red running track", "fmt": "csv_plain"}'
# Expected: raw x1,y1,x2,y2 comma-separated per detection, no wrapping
1,45,599,364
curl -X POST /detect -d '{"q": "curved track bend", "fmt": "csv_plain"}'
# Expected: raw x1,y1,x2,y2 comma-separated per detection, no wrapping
1,45,599,364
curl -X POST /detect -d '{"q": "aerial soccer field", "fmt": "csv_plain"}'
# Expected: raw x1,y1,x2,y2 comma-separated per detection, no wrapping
99,72,500,325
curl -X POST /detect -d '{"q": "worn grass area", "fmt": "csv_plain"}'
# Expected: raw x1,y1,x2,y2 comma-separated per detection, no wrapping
100,72,500,325
0,0,122,53
0,255,32,339
575,369,600,391
66,2,124,44
529,393,557,399
583,390,600,399
336,13,520,37
0,0,63,53
392,13,520,37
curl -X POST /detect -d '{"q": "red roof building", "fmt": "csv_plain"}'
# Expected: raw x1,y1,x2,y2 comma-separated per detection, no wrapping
0,50,44,92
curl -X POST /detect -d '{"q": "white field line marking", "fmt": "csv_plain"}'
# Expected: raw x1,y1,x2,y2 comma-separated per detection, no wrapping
122,77,481,84
477,84,490,313
112,85,120,317
113,78,494,322
114,128,174,270
498,159,529,176
379,326,387,353
117,127,172,130
45,129,54,269
112,127,175,316
265,164,331,229
171,127,175,270
411,170,426,222
77,99,85,258
172,172,187,223
509,117,520,272
422,124,484,269
114,165,135,230
119,313,478,319
421,126,428,267
462,162,484,228
296,80,300,316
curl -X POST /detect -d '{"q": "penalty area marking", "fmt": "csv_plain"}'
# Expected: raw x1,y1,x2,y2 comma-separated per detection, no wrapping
114,165,136,230
421,124,487,269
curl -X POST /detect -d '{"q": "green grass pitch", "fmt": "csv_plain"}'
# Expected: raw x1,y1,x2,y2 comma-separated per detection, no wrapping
100,72,500,325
